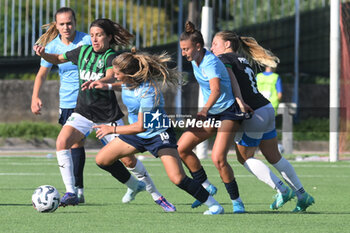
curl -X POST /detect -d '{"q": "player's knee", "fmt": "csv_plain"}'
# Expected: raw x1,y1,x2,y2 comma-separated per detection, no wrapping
212,157,227,170
56,137,69,151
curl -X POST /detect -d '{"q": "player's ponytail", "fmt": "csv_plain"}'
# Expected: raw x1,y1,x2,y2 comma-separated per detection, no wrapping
35,22,59,46
180,21,204,47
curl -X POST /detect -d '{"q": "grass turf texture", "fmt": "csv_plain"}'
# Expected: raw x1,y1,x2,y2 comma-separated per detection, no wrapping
0,156,349,233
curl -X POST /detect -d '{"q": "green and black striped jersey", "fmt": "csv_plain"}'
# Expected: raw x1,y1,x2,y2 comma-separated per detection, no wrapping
64,45,124,123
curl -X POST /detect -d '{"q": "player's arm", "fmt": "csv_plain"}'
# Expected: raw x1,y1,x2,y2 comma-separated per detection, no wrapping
31,66,52,115
93,112,146,139
197,77,220,119
33,45,67,64
226,67,253,113
81,69,122,91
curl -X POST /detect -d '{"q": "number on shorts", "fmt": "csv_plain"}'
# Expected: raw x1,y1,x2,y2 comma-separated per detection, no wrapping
244,67,258,94
160,132,170,141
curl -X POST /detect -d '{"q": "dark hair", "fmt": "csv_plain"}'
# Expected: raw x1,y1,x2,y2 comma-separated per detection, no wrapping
180,21,204,47
55,7,76,23
90,18,134,46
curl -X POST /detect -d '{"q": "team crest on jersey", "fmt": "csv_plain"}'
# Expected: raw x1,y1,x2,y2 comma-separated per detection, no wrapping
97,59,104,69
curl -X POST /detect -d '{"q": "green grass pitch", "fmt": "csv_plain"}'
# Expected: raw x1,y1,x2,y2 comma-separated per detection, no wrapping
0,155,349,233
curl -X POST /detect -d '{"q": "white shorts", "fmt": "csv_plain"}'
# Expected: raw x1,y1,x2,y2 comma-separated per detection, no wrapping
234,103,277,147
65,112,124,145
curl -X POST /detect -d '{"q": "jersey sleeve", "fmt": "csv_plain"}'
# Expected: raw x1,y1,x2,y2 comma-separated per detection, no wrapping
63,46,82,65
105,53,117,70
276,76,282,93
203,59,222,80
40,42,54,68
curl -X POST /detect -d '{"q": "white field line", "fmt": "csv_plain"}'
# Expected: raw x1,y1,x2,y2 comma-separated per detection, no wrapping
1,161,350,168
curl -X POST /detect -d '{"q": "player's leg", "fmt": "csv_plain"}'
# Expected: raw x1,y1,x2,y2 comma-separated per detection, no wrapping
56,124,85,206
59,108,87,204
95,137,146,200
260,137,315,212
71,140,86,203
211,119,245,213
120,155,176,211
177,126,218,207
159,148,224,215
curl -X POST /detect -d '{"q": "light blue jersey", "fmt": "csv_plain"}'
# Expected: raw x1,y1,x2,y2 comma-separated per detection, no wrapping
121,82,168,139
191,49,235,114
41,31,91,108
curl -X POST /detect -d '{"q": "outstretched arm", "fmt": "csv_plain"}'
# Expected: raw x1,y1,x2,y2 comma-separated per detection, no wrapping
33,45,68,64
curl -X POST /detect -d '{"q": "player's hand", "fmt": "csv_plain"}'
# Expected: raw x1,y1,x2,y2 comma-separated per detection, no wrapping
81,80,107,91
236,98,254,114
93,124,114,139
33,45,45,57
31,97,42,115
197,108,208,121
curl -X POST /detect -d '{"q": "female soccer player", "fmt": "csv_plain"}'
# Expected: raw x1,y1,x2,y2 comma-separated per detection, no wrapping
178,21,250,213
31,7,91,203
33,19,175,212
211,30,315,212
90,48,224,215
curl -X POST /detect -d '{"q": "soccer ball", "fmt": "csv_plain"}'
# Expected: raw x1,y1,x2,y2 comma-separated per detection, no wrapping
32,185,60,213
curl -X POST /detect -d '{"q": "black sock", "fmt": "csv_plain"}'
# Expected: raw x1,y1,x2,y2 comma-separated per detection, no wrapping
97,160,131,184
177,176,209,203
224,179,240,200
190,166,208,184
71,147,86,188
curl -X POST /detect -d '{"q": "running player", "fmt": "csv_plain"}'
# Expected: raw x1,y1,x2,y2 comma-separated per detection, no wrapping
31,7,91,203
211,30,315,212
90,48,224,215
178,21,250,214
33,19,175,212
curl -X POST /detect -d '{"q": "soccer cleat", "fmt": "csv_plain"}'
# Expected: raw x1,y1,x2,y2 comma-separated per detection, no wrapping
292,193,315,212
155,196,176,212
232,200,245,213
270,187,295,210
78,194,85,204
122,181,146,203
203,204,224,215
60,192,79,207
191,184,218,208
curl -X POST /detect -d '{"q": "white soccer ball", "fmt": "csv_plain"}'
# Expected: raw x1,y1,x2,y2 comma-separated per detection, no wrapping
32,185,60,213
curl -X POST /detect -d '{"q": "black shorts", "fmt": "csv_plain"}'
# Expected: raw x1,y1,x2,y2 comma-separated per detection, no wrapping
59,108,75,126
207,102,252,121
118,128,178,158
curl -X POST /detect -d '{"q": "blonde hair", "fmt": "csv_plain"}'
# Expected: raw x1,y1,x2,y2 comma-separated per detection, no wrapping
35,22,59,46
112,48,180,100
215,30,280,68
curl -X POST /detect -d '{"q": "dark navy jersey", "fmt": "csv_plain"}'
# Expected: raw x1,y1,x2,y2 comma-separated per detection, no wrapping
64,45,124,123
218,52,269,110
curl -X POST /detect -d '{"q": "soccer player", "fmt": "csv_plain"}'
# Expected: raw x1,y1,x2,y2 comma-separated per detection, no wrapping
177,21,250,214
31,7,91,203
33,19,175,211
89,48,224,215
210,30,315,212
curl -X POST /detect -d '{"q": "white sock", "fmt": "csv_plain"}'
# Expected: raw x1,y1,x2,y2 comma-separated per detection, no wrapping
56,150,75,193
201,179,211,189
273,157,303,191
127,159,161,201
244,158,287,193
124,174,140,190
203,195,218,207
77,188,84,196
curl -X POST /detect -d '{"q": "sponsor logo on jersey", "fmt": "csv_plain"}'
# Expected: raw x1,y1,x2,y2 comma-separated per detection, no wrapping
238,57,249,65
80,70,104,81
